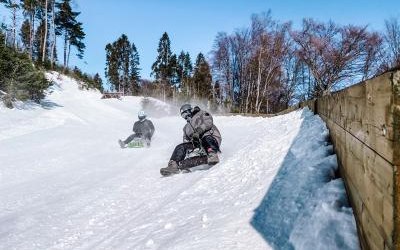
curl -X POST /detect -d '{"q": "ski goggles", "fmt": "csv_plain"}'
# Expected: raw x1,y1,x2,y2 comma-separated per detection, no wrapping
181,110,191,120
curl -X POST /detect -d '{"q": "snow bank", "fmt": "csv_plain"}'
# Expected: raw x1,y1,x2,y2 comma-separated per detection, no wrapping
251,109,359,250
290,179,359,249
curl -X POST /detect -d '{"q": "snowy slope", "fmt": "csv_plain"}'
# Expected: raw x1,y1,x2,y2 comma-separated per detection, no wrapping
0,72,359,250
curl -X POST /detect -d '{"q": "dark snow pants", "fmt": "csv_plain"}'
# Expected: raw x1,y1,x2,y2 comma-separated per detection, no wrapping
123,132,152,144
170,135,220,163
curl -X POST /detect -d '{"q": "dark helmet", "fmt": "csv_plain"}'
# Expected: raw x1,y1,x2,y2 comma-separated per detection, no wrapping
180,104,192,120
138,110,146,121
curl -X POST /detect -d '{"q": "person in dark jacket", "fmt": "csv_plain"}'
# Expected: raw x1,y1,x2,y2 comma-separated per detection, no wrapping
118,110,155,148
160,104,221,175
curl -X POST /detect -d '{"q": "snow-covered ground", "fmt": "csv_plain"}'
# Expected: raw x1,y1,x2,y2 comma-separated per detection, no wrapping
0,72,359,250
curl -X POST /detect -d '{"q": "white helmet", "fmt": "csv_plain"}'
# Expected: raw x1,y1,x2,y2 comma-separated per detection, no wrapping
138,110,146,120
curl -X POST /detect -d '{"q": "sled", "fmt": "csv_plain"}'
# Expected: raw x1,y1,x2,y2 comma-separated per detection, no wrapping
126,138,150,148
160,147,214,176
179,155,209,171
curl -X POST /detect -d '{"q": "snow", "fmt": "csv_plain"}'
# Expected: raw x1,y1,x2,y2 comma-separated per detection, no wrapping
0,72,359,249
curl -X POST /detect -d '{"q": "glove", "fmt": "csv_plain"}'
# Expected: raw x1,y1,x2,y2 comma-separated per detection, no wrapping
192,127,203,141
195,127,204,135
191,134,201,148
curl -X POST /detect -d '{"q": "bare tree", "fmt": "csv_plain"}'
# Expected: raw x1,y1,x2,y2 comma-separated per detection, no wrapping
211,32,232,105
210,13,386,113
361,32,383,80
211,12,291,114
229,28,251,110
246,12,291,113
281,37,301,108
384,17,400,67
291,19,382,97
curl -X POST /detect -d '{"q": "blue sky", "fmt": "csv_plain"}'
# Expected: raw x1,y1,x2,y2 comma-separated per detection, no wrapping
1,0,400,83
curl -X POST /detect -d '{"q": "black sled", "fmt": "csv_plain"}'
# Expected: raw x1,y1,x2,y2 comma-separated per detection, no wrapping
160,147,215,177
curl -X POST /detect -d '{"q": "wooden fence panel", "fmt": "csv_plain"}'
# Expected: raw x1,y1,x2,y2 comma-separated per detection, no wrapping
295,70,400,250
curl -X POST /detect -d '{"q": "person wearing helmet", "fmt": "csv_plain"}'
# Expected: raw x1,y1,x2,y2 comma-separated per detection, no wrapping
118,110,155,148
160,104,221,175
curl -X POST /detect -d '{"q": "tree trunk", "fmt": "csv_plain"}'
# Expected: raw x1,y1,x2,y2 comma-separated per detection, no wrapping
162,82,166,102
12,2,17,49
29,5,34,59
63,33,68,71
245,72,253,114
187,78,191,97
255,50,262,113
258,73,272,113
67,42,71,68
50,0,56,68
42,0,48,63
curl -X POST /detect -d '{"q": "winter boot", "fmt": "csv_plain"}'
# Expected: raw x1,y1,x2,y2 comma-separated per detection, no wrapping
118,139,126,148
207,151,219,165
160,160,180,176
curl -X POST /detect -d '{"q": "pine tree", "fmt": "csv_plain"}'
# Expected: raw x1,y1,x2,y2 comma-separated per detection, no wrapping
129,42,140,94
67,21,85,65
193,52,212,100
151,32,173,83
33,20,49,62
0,42,50,105
177,51,185,84
104,34,140,94
152,32,176,100
118,34,131,93
169,53,178,86
93,73,104,92
20,19,31,49
176,51,192,96
1,0,20,49
55,0,85,70
36,0,57,66
184,52,193,76
21,0,39,59
0,24,5,45
105,43,119,90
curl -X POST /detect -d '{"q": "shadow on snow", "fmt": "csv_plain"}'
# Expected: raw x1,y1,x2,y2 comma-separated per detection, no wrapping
250,109,353,249
40,100,63,110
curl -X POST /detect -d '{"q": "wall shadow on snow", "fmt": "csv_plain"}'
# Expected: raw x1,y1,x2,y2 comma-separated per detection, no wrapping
250,109,343,249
